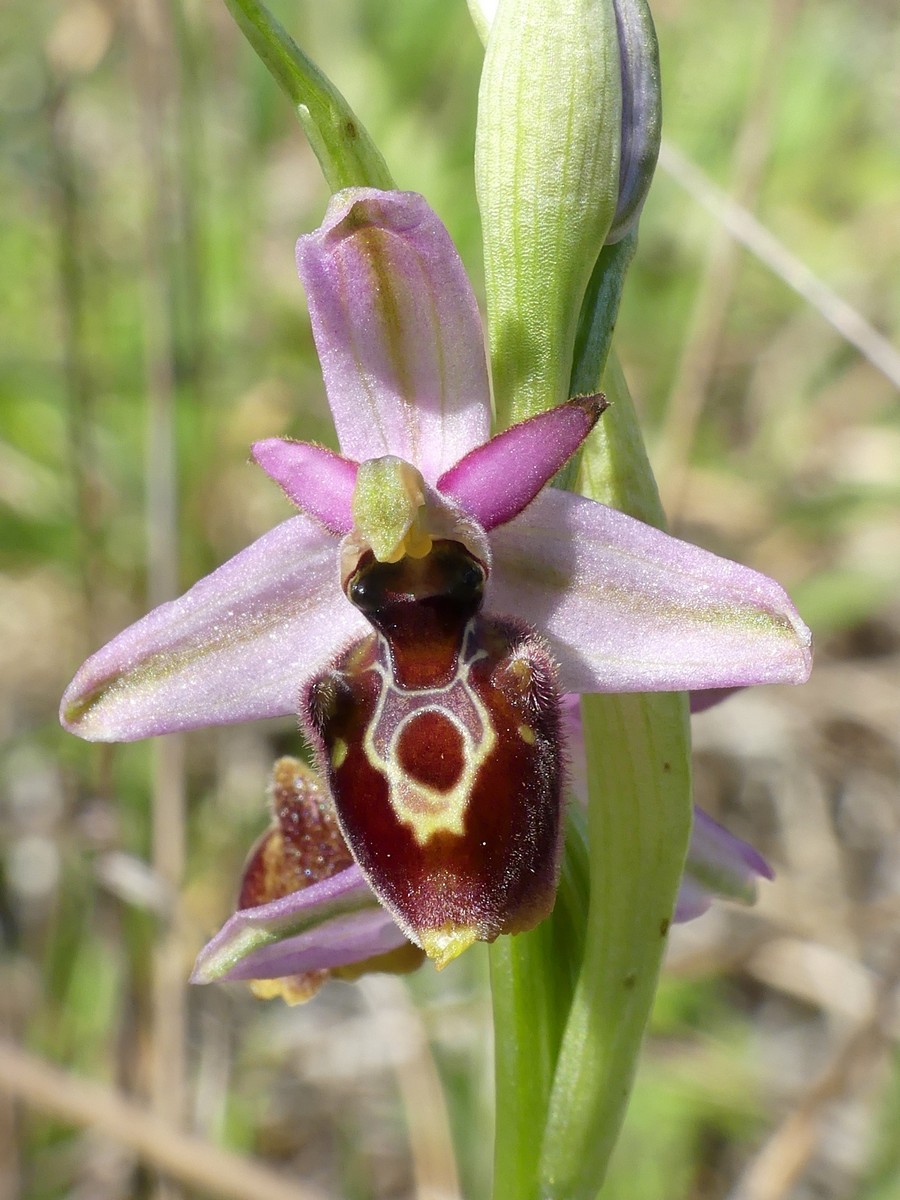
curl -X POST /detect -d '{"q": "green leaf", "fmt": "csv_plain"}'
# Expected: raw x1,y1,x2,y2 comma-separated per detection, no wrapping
223,0,394,193
539,690,691,1198
489,810,590,1200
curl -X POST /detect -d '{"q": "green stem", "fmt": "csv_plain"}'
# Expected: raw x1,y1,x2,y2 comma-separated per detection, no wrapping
537,359,692,1195
223,0,394,192
489,811,590,1200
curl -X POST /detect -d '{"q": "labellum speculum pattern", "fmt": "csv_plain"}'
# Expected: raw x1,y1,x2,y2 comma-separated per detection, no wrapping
306,537,563,968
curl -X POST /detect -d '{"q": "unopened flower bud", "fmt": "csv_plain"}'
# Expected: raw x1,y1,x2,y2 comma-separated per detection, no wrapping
475,0,623,424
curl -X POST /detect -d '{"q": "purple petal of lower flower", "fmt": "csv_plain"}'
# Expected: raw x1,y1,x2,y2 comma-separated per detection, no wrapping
60,515,368,741
252,439,358,534
488,488,813,694
673,808,773,922
672,877,713,923
688,807,774,887
191,865,407,983
560,694,773,922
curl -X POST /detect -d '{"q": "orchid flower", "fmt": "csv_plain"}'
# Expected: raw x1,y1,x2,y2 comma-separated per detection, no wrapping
190,746,771,1003
61,187,811,969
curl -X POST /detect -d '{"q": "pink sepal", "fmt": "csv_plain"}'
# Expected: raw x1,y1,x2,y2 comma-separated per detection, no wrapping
252,439,358,534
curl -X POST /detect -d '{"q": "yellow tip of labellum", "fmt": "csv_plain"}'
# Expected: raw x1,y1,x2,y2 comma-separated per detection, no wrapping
420,922,478,969
249,973,327,1006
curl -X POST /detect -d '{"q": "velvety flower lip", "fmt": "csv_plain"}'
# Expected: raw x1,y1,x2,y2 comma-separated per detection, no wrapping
60,188,811,746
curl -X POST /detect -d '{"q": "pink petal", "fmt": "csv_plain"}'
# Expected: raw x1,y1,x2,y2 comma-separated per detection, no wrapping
672,877,713,923
60,516,368,741
297,189,491,483
437,395,608,529
190,866,408,984
252,439,358,534
488,488,813,694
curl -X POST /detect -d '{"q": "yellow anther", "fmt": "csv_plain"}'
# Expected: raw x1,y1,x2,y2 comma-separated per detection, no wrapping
330,737,348,770
249,975,324,1005
351,456,434,563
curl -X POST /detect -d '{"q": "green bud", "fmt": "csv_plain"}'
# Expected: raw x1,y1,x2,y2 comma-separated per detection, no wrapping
475,0,622,427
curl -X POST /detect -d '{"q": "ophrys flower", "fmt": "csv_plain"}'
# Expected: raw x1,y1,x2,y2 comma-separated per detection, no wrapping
61,188,811,966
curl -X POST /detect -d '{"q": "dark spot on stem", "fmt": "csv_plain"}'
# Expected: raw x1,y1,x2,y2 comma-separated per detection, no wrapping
623,971,637,989
659,917,670,937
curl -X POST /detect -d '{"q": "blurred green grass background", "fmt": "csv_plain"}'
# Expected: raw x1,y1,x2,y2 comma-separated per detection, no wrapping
2,0,899,1197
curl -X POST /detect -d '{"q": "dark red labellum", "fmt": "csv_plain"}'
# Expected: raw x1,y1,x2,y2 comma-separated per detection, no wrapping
304,540,563,964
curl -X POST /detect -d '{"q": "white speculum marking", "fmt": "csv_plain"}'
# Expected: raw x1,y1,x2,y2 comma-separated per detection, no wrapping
363,621,497,845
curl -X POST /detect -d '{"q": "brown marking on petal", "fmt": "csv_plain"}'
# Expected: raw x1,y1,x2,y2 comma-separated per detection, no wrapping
238,757,353,910
396,711,465,792
568,392,609,425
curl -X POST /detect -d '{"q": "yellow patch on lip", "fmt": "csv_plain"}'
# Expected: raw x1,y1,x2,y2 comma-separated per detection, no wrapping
517,723,536,745
331,737,349,770
421,922,478,969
